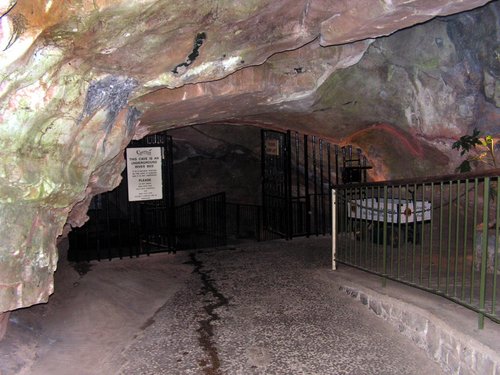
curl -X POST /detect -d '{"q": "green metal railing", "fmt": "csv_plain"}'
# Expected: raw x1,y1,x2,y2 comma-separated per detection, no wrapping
333,170,500,328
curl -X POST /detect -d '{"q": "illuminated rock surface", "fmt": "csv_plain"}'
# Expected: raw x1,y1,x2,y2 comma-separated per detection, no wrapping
0,0,498,316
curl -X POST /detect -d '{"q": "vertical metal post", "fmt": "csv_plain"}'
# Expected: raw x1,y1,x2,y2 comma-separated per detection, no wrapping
389,186,395,275
479,177,490,329
446,181,453,294
375,186,381,270
304,134,310,237
221,193,227,247
168,135,176,251
295,132,301,234
353,186,358,265
209,196,213,247
260,129,266,236
190,202,195,240
461,179,469,300
412,183,417,283
334,145,339,185
104,194,111,260
493,177,500,315
397,185,402,278
203,199,207,234
363,185,368,268
454,181,461,296
313,136,319,236
471,178,479,303
328,143,332,235
295,132,300,202
236,204,241,238
116,186,122,259
127,193,133,258
286,130,293,240
135,200,141,258
257,205,262,241
429,182,434,288
438,182,444,290
371,186,376,269
382,185,388,287
332,189,337,270
420,183,425,284
405,184,410,276
320,139,325,235
347,187,353,264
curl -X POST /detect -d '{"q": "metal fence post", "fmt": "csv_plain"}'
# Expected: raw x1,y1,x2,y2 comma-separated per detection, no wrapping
382,185,388,287
329,171,500,327
332,189,337,270
479,177,490,329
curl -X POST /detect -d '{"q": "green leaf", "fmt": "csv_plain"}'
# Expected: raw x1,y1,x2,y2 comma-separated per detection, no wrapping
452,128,482,155
456,160,472,173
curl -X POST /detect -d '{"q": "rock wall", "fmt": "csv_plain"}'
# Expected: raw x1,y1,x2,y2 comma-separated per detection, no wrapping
0,0,495,314
170,125,261,206
311,3,500,178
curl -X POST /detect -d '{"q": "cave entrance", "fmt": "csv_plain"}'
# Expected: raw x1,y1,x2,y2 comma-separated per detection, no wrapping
68,125,371,261
68,133,175,261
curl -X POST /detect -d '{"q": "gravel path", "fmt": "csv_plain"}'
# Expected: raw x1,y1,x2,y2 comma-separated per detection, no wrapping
119,237,444,375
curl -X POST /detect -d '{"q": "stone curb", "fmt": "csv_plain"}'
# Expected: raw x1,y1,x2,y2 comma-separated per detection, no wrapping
339,283,500,375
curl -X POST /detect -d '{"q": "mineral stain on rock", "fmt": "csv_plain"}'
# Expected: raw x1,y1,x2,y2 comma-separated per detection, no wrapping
172,32,207,75
79,75,138,133
188,252,229,375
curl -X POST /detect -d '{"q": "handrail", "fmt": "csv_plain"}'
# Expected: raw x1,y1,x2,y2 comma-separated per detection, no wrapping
333,173,500,329
333,168,500,188
176,192,226,209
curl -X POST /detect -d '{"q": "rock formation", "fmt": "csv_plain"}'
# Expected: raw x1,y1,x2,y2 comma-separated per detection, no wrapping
0,0,498,325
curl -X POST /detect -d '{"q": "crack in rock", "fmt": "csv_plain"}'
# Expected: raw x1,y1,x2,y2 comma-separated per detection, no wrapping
188,252,229,375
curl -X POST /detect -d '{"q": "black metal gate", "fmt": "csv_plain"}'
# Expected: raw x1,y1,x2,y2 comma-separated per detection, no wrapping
261,129,370,239
175,192,227,250
68,133,175,261
261,130,292,238
131,133,175,254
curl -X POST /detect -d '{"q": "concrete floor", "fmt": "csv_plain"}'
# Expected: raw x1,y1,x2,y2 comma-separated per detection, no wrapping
0,237,448,374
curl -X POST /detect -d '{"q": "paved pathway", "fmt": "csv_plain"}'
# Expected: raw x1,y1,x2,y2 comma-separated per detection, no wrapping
118,238,444,375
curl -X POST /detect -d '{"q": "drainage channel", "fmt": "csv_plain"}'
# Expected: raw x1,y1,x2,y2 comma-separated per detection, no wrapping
188,252,229,375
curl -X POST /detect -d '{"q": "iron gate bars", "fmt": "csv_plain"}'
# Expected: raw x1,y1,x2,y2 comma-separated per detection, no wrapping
226,202,262,242
68,133,175,261
128,133,175,254
175,192,227,250
261,129,292,239
333,170,500,328
261,129,366,239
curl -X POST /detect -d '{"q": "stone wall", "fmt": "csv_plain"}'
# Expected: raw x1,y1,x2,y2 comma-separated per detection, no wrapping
340,285,500,374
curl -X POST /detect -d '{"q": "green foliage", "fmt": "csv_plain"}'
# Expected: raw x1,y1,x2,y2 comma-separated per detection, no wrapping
452,128,481,156
456,160,472,173
452,128,498,173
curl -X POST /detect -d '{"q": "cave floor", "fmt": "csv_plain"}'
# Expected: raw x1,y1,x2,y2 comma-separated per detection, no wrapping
1,236,487,374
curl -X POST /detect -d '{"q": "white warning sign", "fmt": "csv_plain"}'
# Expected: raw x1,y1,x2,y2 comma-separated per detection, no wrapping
126,147,163,202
